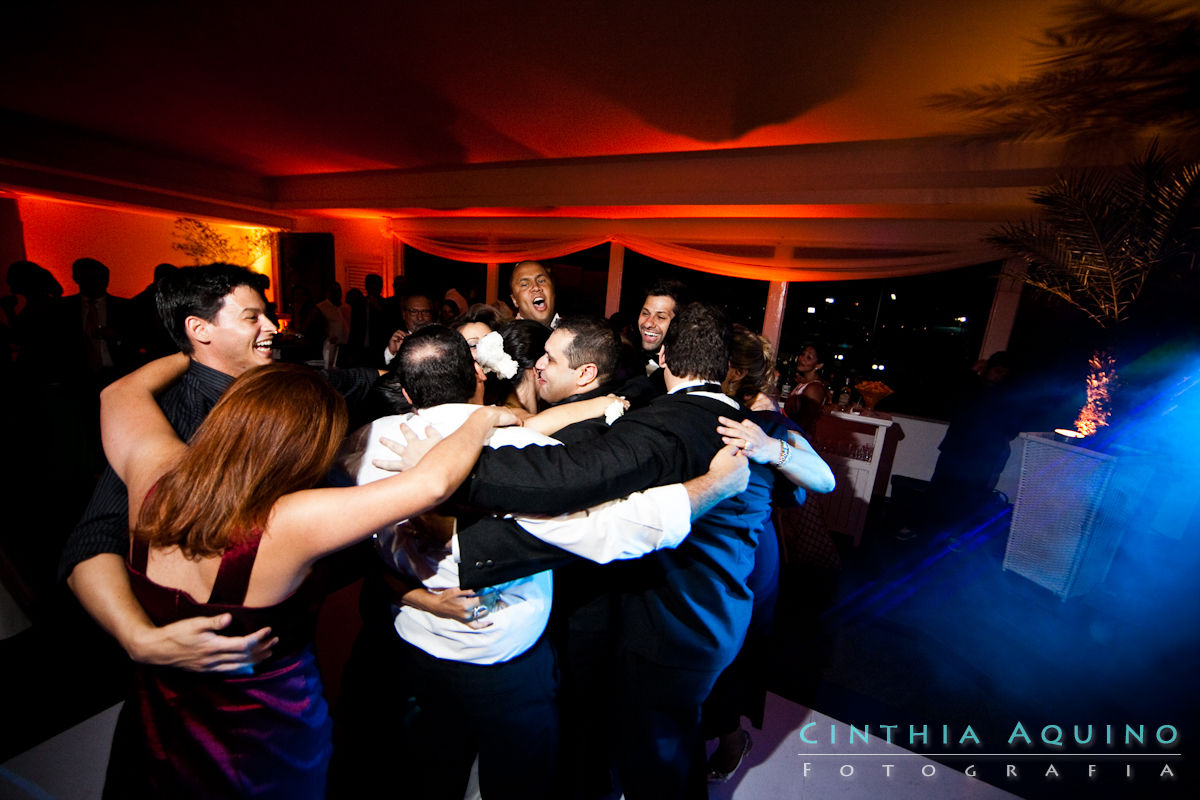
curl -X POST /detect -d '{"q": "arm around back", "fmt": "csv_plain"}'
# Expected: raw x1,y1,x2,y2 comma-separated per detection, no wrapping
68,553,276,671
267,405,516,573
99,353,191,514
465,412,679,515
84,354,279,671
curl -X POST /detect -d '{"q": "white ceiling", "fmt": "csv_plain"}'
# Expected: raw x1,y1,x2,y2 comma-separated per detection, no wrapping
0,0,1146,274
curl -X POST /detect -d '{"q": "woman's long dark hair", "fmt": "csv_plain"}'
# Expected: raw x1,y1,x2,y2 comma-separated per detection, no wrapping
496,319,550,391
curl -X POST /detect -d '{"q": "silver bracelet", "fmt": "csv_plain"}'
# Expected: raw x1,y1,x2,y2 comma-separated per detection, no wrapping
775,438,791,467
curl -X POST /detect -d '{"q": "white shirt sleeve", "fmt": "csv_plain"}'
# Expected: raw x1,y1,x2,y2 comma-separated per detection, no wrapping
450,483,692,565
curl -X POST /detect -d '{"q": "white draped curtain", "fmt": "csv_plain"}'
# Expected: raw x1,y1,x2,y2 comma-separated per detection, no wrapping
386,216,1001,281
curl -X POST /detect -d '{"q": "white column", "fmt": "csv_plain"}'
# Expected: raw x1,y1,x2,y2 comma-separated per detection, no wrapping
761,243,791,353
979,257,1026,360
391,237,406,291
763,281,788,354
606,243,625,317
486,263,500,306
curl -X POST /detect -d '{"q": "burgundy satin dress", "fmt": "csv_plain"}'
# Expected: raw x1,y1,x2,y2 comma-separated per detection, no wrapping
104,532,331,799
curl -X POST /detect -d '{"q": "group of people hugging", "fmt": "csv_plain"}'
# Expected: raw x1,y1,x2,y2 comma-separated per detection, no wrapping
59,260,835,800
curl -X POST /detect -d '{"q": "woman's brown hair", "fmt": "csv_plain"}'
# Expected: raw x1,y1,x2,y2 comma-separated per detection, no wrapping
136,363,348,558
723,323,778,405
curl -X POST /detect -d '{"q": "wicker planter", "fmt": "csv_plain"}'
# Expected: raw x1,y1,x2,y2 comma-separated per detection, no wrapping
1003,432,1148,600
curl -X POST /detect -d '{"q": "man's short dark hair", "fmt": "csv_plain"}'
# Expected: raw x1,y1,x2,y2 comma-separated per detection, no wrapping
643,278,689,309
556,315,619,383
72,257,109,279
507,260,552,292
662,302,731,382
403,291,433,307
156,263,263,354
395,325,476,409
153,263,178,282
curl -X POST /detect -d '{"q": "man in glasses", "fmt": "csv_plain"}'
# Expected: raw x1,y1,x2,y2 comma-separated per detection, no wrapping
382,291,436,365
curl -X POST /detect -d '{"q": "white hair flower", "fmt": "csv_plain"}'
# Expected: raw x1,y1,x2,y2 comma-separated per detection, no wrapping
475,331,518,379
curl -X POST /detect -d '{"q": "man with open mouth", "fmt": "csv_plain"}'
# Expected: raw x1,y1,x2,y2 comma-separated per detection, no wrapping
510,260,558,328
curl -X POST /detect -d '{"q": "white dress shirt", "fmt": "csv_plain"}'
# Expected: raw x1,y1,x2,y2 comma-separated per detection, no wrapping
354,404,692,664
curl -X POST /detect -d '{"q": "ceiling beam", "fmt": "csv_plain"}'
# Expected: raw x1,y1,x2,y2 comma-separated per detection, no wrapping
269,136,1121,212
0,110,289,226
0,164,295,228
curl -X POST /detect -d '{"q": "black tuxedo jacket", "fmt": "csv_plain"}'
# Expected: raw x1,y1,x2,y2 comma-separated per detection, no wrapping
457,389,782,672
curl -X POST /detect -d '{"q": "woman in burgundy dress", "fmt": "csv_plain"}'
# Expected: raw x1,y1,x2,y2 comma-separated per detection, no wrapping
99,354,514,798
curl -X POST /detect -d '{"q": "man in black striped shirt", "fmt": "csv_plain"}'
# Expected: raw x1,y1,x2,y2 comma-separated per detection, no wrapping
61,264,377,671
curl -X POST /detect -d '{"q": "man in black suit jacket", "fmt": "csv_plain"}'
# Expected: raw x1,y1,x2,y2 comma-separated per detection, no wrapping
451,302,788,799
62,264,383,672
523,314,637,796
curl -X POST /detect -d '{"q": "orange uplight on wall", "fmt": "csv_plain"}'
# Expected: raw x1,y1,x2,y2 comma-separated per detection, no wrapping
169,217,277,301
15,194,277,298
17,194,189,296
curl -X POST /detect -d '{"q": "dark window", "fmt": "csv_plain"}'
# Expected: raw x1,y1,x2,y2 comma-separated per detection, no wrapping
776,262,1003,420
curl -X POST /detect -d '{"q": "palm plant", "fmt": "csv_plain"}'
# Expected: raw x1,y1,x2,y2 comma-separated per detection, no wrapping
933,2,1200,446
987,143,1199,328
927,0,1200,147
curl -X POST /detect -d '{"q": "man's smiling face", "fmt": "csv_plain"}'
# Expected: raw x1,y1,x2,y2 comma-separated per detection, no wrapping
195,284,278,376
637,294,676,354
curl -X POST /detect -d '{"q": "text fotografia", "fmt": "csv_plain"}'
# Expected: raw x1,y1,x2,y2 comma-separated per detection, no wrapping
800,761,1179,782
797,722,1181,785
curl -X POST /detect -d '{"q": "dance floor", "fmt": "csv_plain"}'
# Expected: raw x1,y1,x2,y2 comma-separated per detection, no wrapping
706,693,1019,800
0,694,1018,800
3,490,1192,799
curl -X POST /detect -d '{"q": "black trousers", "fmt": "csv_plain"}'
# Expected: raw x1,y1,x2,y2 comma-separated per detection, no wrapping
614,648,725,800
325,617,420,799
553,583,735,800
397,632,560,800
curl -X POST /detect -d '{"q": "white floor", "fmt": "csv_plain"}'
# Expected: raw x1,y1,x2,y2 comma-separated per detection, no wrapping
1,704,119,800
0,694,1018,800
0,581,31,641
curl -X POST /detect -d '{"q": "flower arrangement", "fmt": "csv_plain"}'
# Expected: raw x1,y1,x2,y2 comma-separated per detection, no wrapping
474,331,518,379
854,380,893,410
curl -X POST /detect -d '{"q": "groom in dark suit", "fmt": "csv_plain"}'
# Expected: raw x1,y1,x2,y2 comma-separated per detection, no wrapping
451,302,785,799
